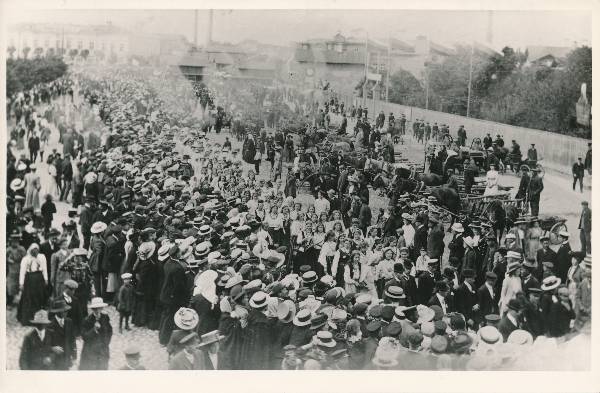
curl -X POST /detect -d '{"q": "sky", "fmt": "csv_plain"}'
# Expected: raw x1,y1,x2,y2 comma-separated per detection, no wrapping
4,9,592,50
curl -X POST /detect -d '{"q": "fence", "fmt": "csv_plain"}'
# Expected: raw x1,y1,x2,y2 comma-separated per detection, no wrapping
334,93,591,175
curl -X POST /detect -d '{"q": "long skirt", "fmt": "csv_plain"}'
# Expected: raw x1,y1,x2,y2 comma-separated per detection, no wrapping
17,271,47,325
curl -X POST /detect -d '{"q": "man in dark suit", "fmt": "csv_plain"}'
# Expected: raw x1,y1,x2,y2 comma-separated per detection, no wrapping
415,260,437,306
454,269,479,327
101,226,125,302
19,310,55,370
572,157,585,193
40,229,61,296
477,272,499,322
79,198,96,248
536,235,557,280
578,201,592,254
521,259,540,297
159,246,189,345
555,232,572,283
384,263,416,306
413,216,428,260
426,218,445,269
428,280,452,315
47,299,77,370
497,299,523,342
62,279,83,336
337,166,349,196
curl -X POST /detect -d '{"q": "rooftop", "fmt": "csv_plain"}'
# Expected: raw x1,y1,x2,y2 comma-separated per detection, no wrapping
526,45,573,62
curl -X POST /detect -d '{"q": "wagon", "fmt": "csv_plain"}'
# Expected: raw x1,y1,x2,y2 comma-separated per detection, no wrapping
507,154,545,178
537,215,568,245
461,193,526,218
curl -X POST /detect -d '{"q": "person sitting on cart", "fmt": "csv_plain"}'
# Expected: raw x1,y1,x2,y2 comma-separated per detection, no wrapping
515,166,530,200
445,168,459,193
527,144,538,167
495,134,505,147
483,133,493,150
510,140,522,172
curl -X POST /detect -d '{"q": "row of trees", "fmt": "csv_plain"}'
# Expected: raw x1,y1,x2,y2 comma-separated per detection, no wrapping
382,46,592,137
6,57,68,98
6,46,121,63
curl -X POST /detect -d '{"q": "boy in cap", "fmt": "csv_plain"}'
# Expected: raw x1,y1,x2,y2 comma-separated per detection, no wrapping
117,273,135,333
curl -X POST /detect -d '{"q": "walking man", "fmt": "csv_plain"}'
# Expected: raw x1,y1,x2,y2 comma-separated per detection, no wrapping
579,201,592,254
527,169,544,217
572,157,585,193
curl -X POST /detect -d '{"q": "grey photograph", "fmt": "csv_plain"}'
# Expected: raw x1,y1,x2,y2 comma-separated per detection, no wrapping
3,4,593,373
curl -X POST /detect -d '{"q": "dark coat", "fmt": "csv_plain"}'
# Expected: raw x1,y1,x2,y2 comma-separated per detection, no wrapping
555,243,572,283
159,260,188,307
47,317,77,370
415,272,435,306
426,226,445,259
89,235,106,274
461,248,478,278
448,235,465,265
536,247,557,280
497,315,519,342
547,301,575,338
289,325,313,347
168,349,210,370
522,302,546,338
242,309,273,370
117,282,135,313
190,294,221,336
413,225,428,255
19,329,54,370
454,283,478,323
477,284,498,317
79,205,95,235
102,233,125,273
39,241,60,279
522,276,540,297
79,312,113,370
217,313,245,370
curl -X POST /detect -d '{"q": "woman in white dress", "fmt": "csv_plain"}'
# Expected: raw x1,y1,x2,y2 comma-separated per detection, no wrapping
24,164,41,210
483,164,500,196
45,158,60,199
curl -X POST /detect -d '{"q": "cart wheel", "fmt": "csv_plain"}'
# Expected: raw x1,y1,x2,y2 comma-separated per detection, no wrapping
549,222,567,245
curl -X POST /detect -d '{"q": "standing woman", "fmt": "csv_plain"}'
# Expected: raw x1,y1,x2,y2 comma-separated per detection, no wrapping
132,239,159,329
332,238,353,288
79,297,113,370
190,270,221,336
344,251,363,295
526,219,542,261
24,164,42,211
498,260,523,317
17,243,48,325
318,231,338,279
45,158,60,199
265,205,285,246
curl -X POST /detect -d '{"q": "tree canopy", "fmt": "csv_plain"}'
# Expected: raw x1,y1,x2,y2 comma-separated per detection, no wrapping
6,57,68,98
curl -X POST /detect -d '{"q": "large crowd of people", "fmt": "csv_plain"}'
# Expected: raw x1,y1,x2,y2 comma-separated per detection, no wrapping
6,65,592,371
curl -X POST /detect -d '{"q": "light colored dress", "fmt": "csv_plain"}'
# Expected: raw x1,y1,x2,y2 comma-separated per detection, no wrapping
499,275,522,316
45,164,60,198
483,169,499,196
24,171,41,210
526,227,542,260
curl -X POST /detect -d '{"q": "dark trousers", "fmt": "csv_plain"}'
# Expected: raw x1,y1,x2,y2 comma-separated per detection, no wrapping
573,175,583,192
158,304,179,345
254,159,261,174
60,179,72,201
83,232,91,249
29,148,38,163
580,230,591,254
529,197,540,217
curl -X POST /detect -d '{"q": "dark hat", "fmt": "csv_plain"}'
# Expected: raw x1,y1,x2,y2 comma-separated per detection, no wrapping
507,299,523,312
430,335,448,354
435,280,449,292
49,299,71,313
369,305,383,319
366,320,382,333
353,302,368,315
393,263,405,274
462,268,475,278
485,314,501,324
381,305,395,322
309,313,328,330
485,271,498,280
434,320,447,335
383,321,402,338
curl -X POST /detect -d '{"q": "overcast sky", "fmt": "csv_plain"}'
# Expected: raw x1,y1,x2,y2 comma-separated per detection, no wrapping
5,9,591,50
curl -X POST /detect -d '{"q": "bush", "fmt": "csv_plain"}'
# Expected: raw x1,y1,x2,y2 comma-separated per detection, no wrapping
6,57,68,97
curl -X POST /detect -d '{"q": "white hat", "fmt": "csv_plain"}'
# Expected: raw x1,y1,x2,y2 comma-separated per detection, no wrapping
506,251,522,260
451,223,464,233
249,291,269,309
541,276,561,291
505,233,516,239
9,178,25,191
157,244,171,261
91,221,108,234
88,297,108,309
121,272,133,280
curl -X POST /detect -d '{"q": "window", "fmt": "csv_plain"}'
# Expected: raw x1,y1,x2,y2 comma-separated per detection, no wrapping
44,40,49,48
66,40,71,49
301,43,309,50
110,43,115,53
119,43,124,52
56,40,60,48
23,39,28,47
326,43,334,51
78,41,83,49
33,39,38,47
89,41,94,50
334,43,344,52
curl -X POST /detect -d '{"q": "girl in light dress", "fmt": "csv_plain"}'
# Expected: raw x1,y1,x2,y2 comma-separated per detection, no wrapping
526,219,543,260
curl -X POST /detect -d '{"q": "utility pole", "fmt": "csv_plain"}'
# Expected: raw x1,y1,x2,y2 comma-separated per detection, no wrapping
207,9,214,47
194,10,198,48
363,33,369,107
466,41,474,117
386,35,391,102
425,65,429,110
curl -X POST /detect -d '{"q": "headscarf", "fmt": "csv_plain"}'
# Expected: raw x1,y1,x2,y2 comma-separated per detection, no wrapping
193,269,218,305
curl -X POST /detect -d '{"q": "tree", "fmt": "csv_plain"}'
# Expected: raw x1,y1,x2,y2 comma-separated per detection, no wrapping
22,46,31,59
7,45,16,59
387,69,426,107
46,48,56,58
33,47,44,59
80,49,90,60
68,49,78,61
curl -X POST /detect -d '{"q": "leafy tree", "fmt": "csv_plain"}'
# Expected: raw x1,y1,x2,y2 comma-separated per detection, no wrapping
46,48,56,58
33,47,44,58
80,49,90,60
6,57,67,97
68,49,79,61
7,45,16,59
387,69,425,107
22,46,31,59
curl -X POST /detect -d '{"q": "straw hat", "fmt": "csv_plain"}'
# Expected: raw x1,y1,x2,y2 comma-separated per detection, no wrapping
541,275,561,291
30,310,51,325
174,307,199,331
88,297,108,309
91,221,108,234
